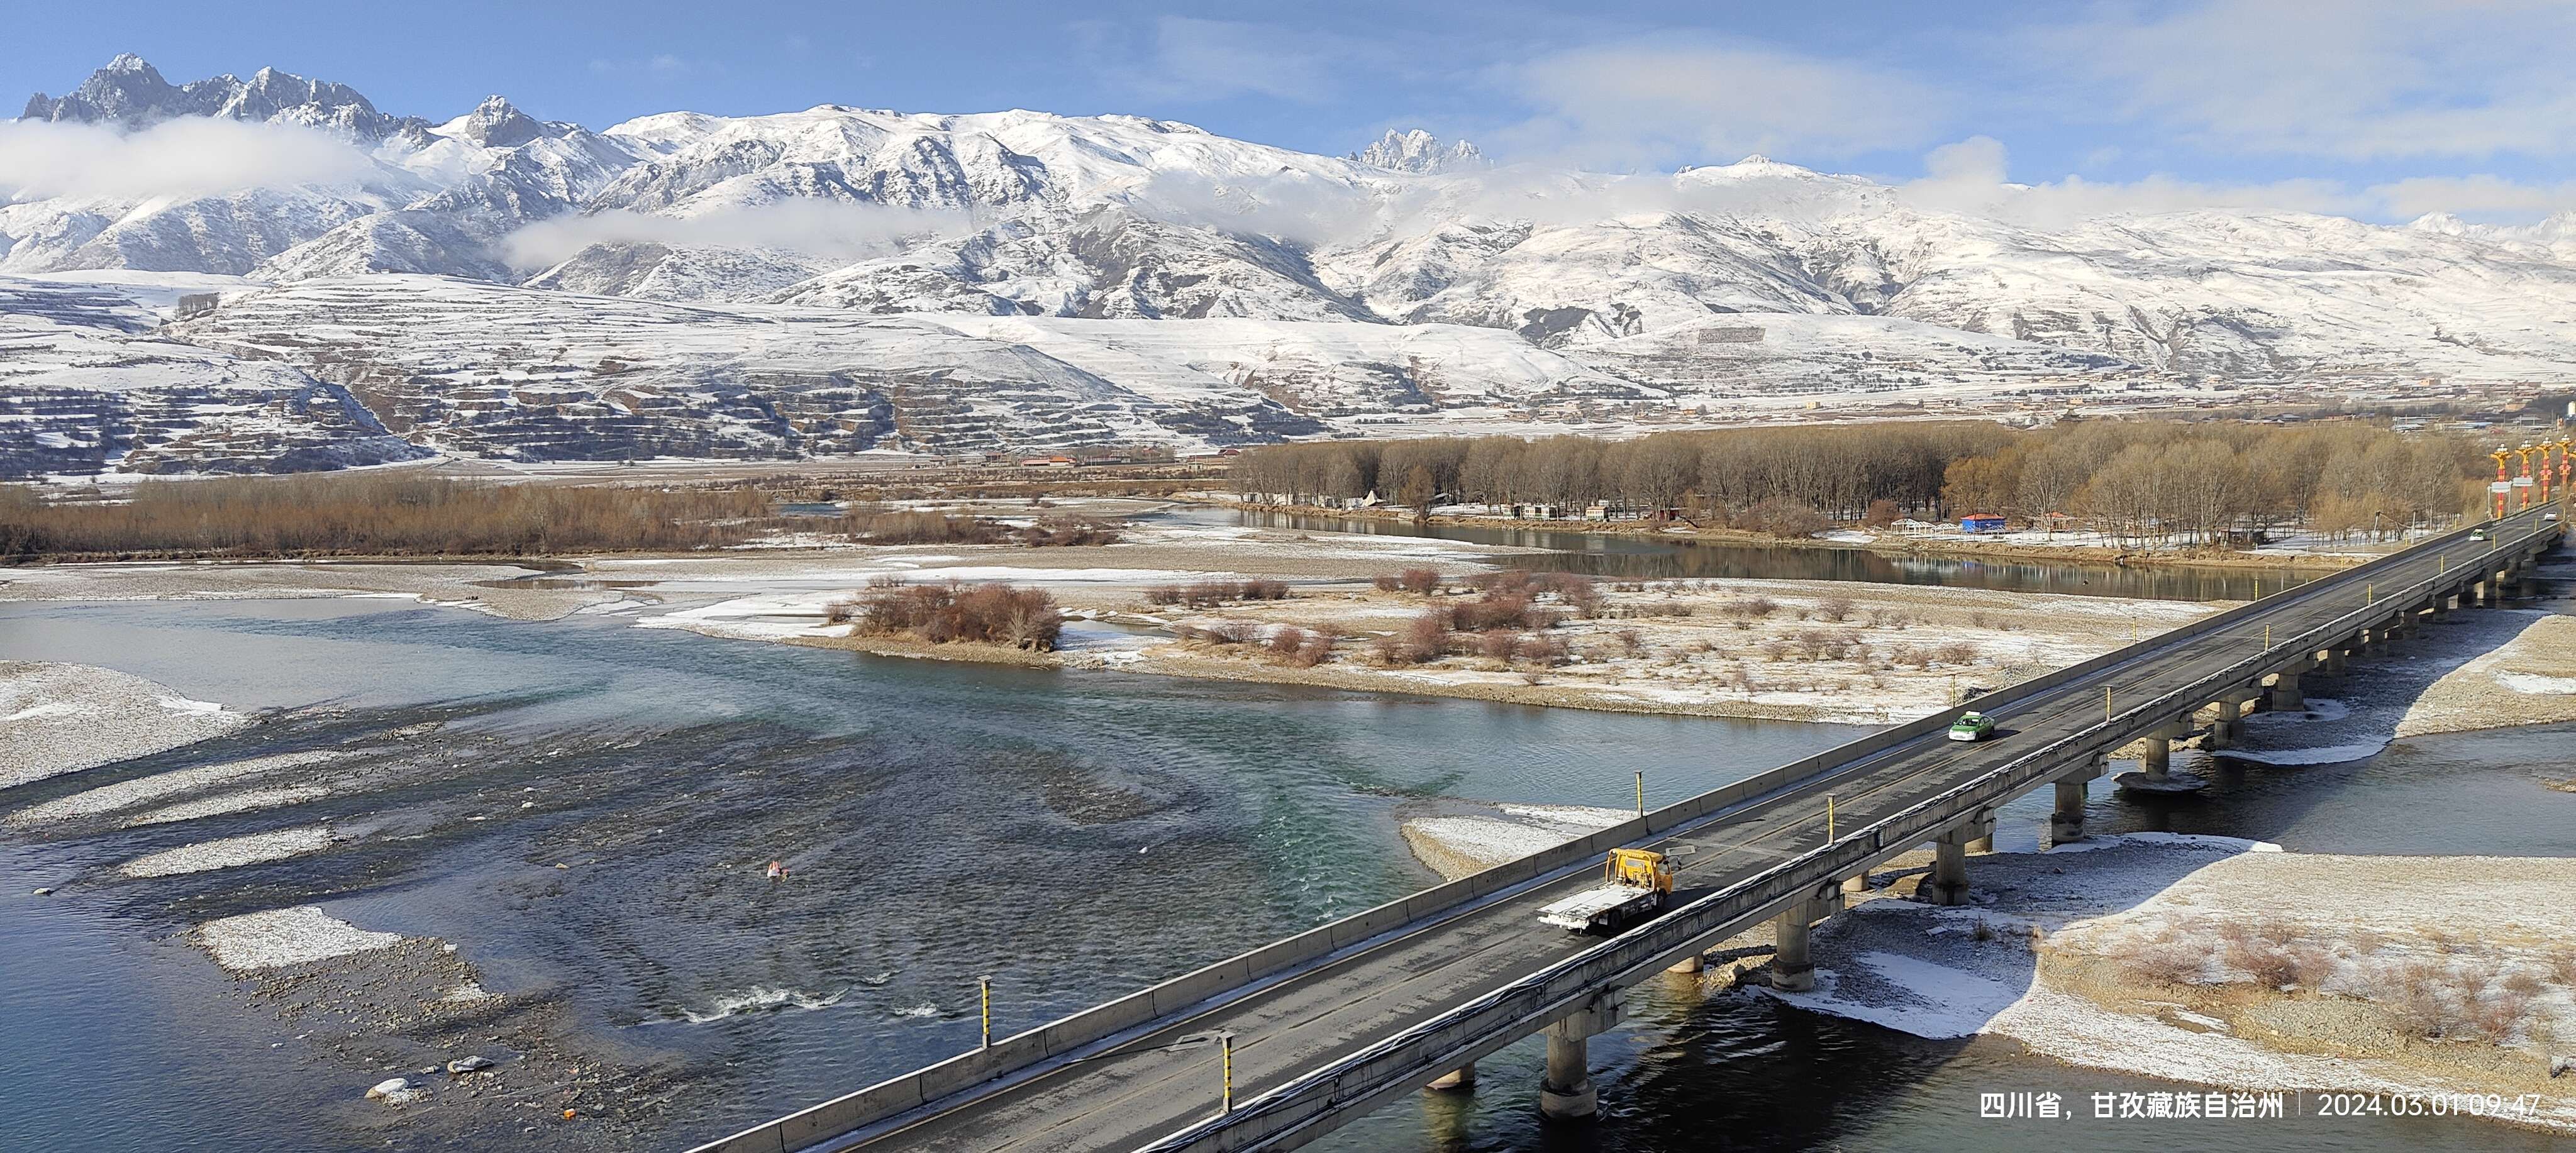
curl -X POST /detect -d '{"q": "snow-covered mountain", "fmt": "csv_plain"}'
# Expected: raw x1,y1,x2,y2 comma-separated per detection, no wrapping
1350,129,1489,175
5,56,2574,475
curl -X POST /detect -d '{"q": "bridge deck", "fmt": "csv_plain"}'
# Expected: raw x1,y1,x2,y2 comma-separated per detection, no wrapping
760,510,2558,1153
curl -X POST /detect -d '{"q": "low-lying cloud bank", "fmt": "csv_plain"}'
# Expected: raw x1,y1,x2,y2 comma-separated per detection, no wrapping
499,199,969,268
0,118,388,201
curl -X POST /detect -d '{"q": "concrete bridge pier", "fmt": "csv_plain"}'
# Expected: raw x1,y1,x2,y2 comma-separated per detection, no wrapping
1782,900,1823,988
1539,992,1620,1120
1426,1062,1475,1091
2140,731,2172,776
1770,899,1829,990
1921,828,1974,906
1964,815,1997,855
1841,872,1870,895
2268,664,2308,712
2208,697,2243,749
2051,761,2101,844
2324,644,2347,673
2116,721,2206,794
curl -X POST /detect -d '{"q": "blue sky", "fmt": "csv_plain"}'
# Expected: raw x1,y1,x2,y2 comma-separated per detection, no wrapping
13,0,2576,222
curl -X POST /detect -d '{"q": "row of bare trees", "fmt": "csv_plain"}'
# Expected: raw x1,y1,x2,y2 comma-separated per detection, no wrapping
1230,419,2498,542
1941,421,2490,544
1231,424,2018,517
1,475,774,560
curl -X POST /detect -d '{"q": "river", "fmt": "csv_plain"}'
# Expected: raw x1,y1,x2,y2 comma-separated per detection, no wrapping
0,544,2565,1152
1148,506,2330,602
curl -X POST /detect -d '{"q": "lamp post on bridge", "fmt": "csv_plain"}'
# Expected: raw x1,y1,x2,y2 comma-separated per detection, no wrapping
2491,449,2513,521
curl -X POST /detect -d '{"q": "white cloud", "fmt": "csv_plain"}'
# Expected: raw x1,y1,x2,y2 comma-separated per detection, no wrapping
0,118,382,201
1497,38,1946,169
1897,137,2362,229
2368,175,2576,223
499,198,967,269
2031,0,2576,160
1128,171,1385,247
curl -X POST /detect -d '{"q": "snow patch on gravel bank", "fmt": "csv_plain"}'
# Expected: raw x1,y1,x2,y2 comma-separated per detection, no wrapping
126,785,328,827
6,750,346,827
1,661,251,790
2497,671,2576,694
120,825,336,878
2217,741,2393,766
197,907,402,971
1757,839,2576,1132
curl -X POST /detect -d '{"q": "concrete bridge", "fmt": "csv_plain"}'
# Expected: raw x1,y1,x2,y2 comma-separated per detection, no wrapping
696,507,2564,1153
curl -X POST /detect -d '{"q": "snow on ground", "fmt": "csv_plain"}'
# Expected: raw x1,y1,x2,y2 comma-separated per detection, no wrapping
2216,741,2394,766
125,785,329,827
1760,837,2576,1131
2407,614,2576,729
1091,576,2226,725
2498,672,2576,694
2396,612,2576,736
1765,952,2023,1039
0,661,252,790
1399,802,1631,880
196,906,403,971
5,750,346,827
120,825,336,878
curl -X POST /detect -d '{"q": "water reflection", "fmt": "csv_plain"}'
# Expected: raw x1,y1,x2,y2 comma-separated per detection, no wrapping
1150,507,2331,602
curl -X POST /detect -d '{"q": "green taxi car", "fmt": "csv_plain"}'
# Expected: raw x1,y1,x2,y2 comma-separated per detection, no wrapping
1947,711,1996,742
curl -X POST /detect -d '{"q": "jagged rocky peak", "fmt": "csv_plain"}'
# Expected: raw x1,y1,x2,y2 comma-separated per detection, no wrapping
448,95,546,148
20,55,404,138
1350,128,1487,174
23,53,179,124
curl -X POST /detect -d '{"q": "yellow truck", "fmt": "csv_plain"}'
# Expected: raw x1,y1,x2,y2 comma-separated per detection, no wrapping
1537,848,1674,934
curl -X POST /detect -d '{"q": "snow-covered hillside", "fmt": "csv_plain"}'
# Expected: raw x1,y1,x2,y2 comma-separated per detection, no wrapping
0,273,425,476
6,55,2575,474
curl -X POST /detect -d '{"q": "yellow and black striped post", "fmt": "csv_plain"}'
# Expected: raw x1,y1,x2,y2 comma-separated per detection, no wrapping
979,975,992,1050
1219,1031,1236,1114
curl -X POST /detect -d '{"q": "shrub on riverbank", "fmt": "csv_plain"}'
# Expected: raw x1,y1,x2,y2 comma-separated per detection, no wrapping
850,581,1063,650
842,507,1123,547
1146,578,1290,608
0,475,770,560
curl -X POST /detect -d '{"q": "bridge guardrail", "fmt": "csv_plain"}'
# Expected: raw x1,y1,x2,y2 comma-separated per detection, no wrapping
692,513,2548,1153
1136,518,2560,1153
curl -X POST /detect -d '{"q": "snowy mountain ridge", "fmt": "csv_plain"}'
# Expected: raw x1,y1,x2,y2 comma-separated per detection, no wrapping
4,56,2575,476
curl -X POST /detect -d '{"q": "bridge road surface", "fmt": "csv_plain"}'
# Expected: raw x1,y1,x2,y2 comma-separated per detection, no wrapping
832,512,2551,1153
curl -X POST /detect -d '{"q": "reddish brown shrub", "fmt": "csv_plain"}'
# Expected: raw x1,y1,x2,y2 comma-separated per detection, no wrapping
853,581,1062,650
2121,935,2208,986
